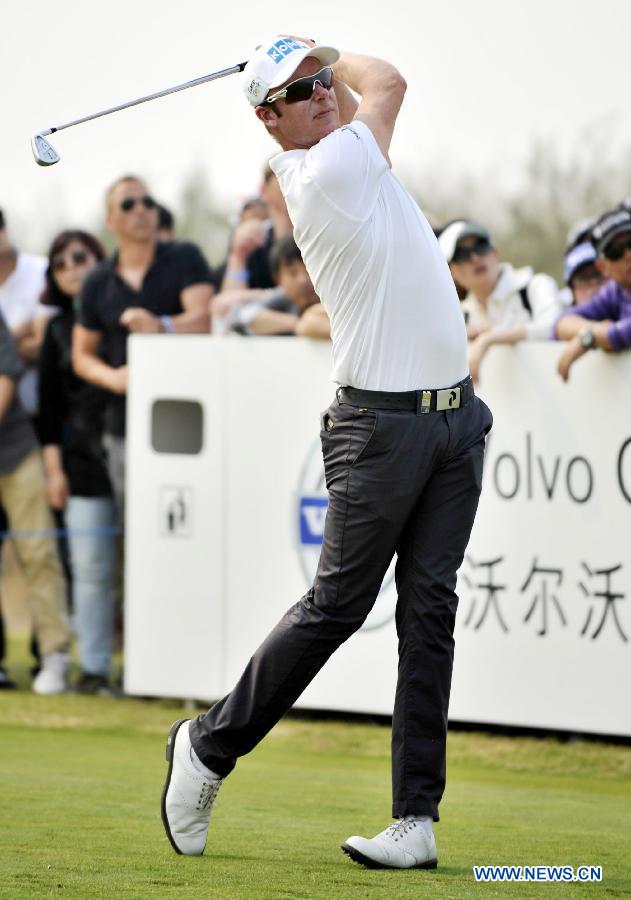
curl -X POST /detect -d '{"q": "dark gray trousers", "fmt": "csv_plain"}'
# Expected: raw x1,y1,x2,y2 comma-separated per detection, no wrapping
190,392,492,820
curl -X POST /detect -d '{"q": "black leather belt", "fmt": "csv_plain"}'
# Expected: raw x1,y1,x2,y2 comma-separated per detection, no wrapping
337,376,474,414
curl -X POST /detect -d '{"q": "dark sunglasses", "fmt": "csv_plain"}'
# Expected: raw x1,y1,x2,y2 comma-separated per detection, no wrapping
52,249,88,272
264,67,334,105
602,234,631,262
120,195,156,213
452,237,493,264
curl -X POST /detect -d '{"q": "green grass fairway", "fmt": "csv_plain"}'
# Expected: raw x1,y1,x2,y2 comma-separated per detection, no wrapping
0,651,630,897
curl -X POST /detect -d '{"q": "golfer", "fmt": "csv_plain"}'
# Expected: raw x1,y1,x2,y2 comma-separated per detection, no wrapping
162,36,492,869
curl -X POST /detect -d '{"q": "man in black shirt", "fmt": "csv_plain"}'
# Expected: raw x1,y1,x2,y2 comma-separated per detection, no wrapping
73,175,216,512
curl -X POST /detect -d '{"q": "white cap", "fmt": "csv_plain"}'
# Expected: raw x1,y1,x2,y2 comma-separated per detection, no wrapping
243,36,339,107
437,220,491,263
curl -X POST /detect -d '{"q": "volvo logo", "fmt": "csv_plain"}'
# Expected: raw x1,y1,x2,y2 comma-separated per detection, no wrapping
295,437,397,631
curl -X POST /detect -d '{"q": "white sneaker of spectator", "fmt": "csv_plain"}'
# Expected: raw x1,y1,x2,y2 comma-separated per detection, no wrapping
342,815,438,869
32,651,71,694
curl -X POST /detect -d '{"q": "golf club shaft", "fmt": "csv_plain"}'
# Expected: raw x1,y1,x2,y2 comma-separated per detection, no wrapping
40,62,247,137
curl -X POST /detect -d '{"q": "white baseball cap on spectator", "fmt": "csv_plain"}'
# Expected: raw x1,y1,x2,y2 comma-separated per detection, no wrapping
243,37,339,107
437,220,492,264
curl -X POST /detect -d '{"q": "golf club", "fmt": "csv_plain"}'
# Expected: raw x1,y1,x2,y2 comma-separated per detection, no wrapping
31,61,248,166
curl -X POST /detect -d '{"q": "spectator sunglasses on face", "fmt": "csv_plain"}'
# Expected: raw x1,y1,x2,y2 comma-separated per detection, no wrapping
52,249,89,272
452,237,493,264
119,195,157,213
603,234,631,262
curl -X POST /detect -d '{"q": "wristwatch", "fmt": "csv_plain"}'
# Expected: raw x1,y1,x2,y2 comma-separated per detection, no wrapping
579,328,596,350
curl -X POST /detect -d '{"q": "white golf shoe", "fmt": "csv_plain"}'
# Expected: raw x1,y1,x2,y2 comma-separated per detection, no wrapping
342,816,438,869
161,718,222,855
32,651,71,694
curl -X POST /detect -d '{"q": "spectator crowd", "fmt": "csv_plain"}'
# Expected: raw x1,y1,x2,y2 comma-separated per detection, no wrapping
0,163,630,695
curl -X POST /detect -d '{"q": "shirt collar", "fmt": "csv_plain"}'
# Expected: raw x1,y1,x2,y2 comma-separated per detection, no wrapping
488,263,533,303
464,263,535,311
106,239,162,272
607,278,631,301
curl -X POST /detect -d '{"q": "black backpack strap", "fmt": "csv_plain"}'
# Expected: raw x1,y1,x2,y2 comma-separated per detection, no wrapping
518,282,532,316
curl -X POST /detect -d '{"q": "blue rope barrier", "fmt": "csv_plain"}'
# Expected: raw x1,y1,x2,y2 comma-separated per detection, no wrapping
0,526,122,540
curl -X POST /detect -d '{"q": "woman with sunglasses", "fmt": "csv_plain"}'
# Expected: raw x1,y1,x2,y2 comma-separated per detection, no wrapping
38,230,117,694
438,219,562,384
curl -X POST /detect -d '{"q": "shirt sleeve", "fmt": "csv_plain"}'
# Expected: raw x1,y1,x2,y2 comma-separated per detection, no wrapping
78,268,104,332
300,121,389,219
553,281,620,338
0,312,24,381
34,302,57,323
524,273,562,340
176,242,217,290
607,317,631,351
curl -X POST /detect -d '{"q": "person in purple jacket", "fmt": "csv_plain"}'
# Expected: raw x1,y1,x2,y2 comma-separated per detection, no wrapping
556,208,631,381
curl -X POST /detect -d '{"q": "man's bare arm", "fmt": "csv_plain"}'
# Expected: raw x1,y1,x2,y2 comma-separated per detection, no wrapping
556,314,590,340
0,373,15,422
172,283,212,332
249,310,299,335
333,52,406,161
120,284,213,334
335,80,359,126
556,314,614,350
14,314,50,365
221,220,267,291
72,324,128,394
295,304,331,340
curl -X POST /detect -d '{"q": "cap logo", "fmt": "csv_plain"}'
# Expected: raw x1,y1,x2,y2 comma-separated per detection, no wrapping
267,38,306,64
247,77,264,99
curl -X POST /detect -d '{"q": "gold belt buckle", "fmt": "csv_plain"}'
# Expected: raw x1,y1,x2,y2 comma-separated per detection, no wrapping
436,387,461,411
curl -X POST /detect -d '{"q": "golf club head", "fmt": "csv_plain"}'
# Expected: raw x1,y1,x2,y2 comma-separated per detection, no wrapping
31,134,60,166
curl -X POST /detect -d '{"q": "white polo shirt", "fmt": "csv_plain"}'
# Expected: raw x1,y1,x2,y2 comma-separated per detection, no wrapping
0,252,48,327
270,121,468,391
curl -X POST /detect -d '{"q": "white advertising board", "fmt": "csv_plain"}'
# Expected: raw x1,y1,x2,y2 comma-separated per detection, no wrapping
450,344,631,735
125,337,631,736
124,336,227,700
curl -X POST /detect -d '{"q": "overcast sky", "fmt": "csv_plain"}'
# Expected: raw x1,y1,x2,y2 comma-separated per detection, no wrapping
2,0,630,256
